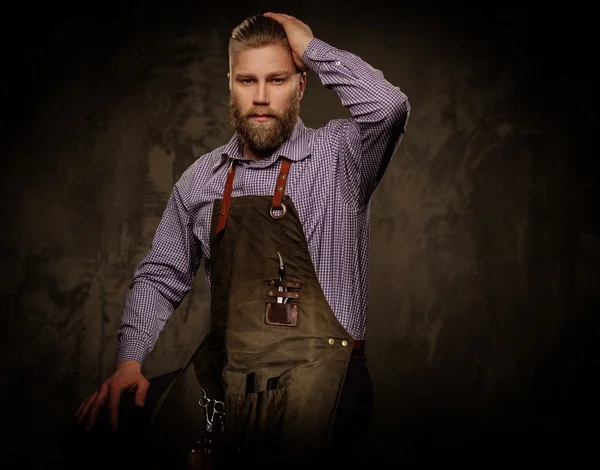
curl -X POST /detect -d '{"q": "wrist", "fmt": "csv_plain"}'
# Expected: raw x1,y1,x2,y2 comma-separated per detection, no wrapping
115,360,142,373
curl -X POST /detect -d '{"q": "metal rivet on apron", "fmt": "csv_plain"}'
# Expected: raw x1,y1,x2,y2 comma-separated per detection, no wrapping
341,340,349,347
269,280,275,286
221,212,225,216
279,173,286,179
328,338,335,345
276,186,283,191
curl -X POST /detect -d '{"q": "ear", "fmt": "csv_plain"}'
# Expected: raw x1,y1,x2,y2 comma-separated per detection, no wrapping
298,72,307,100
227,72,231,91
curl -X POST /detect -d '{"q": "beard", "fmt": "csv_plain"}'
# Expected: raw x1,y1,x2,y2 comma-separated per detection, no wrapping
228,92,300,158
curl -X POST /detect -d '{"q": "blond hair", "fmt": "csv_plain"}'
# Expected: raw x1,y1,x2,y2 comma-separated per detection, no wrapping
229,14,290,55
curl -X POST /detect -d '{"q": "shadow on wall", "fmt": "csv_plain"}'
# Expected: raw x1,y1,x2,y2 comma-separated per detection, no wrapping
363,38,599,462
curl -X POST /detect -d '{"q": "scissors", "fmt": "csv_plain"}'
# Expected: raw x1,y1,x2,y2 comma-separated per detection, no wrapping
276,252,288,304
198,388,225,432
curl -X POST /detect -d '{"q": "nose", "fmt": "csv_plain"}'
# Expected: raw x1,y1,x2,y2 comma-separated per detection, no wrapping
252,82,269,105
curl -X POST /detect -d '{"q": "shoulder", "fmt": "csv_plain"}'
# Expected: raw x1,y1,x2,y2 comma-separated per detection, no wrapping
174,145,227,198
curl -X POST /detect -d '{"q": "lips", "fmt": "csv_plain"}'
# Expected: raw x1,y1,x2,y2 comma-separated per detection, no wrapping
250,114,274,122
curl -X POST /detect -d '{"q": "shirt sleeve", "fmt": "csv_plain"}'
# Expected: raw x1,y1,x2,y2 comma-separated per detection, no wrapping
302,38,411,206
115,165,203,366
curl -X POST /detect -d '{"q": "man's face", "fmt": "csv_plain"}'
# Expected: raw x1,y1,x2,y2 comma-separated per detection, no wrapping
228,44,306,157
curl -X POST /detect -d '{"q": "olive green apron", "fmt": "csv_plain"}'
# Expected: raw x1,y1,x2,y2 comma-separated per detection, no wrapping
145,157,355,468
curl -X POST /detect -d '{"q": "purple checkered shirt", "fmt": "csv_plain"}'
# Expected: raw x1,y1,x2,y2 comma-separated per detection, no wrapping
116,38,410,366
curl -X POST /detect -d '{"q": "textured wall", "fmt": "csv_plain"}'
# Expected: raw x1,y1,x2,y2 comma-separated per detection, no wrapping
1,1,597,467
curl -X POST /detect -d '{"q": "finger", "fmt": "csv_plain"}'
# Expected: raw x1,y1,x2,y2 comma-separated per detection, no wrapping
134,379,150,407
107,384,122,431
77,391,100,422
266,13,305,29
264,12,288,22
85,383,109,431
75,394,92,417
273,13,298,22
75,392,97,422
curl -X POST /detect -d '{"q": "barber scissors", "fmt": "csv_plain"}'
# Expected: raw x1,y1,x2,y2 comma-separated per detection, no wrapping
198,388,225,432
276,252,288,304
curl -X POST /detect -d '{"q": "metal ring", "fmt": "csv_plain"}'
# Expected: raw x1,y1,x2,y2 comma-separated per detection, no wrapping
269,202,287,220
213,400,225,414
198,388,209,407
198,397,210,407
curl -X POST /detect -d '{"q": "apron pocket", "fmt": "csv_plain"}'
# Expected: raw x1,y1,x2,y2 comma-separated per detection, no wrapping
265,302,299,326
225,387,288,455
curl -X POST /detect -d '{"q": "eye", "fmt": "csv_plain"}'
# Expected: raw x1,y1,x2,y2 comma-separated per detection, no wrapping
240,79,253,84
272,78,285,84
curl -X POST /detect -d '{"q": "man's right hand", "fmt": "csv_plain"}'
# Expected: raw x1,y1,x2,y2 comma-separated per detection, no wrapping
74,360,150,432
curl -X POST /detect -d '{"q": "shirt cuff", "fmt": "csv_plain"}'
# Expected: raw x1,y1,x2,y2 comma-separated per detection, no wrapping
115,340,149,368
302,37,337,67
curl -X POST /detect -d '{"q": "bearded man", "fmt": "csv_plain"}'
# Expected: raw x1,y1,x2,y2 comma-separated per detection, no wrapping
69,11,410,470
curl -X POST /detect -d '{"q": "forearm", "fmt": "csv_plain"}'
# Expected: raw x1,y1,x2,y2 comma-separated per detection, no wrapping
302,38,409,126
115,280,175,366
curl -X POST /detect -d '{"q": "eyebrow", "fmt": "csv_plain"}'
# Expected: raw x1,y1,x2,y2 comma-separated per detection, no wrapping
234,70,293,79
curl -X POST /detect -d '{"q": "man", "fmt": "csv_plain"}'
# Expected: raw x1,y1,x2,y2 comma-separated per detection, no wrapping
71,11,409,469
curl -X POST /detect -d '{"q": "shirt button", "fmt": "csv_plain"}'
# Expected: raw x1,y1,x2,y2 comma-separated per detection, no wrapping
335,60,341,66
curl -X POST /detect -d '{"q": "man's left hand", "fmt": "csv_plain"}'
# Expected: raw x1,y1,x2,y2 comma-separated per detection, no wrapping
264,12,314,72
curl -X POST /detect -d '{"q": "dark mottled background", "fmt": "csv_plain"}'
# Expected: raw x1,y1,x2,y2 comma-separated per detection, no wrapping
1,0,597,467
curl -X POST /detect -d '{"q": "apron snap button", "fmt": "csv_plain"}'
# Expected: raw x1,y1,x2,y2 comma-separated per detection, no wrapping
341,340,349,347
328,338,335,345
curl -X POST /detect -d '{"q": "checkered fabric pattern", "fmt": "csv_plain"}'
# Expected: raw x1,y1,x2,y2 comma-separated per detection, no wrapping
116,38,410,365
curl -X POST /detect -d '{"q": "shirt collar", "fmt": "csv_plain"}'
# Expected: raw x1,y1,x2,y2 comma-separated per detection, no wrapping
212,118,311,171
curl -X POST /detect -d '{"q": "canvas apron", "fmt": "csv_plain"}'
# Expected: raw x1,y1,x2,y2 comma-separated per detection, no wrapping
144,157,355,468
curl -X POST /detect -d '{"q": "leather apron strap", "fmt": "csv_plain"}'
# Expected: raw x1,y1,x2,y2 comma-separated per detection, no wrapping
216,158,292,234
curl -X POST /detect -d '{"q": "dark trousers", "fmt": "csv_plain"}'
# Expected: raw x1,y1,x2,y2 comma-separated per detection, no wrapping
63,354,373,469
328,351,374,462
